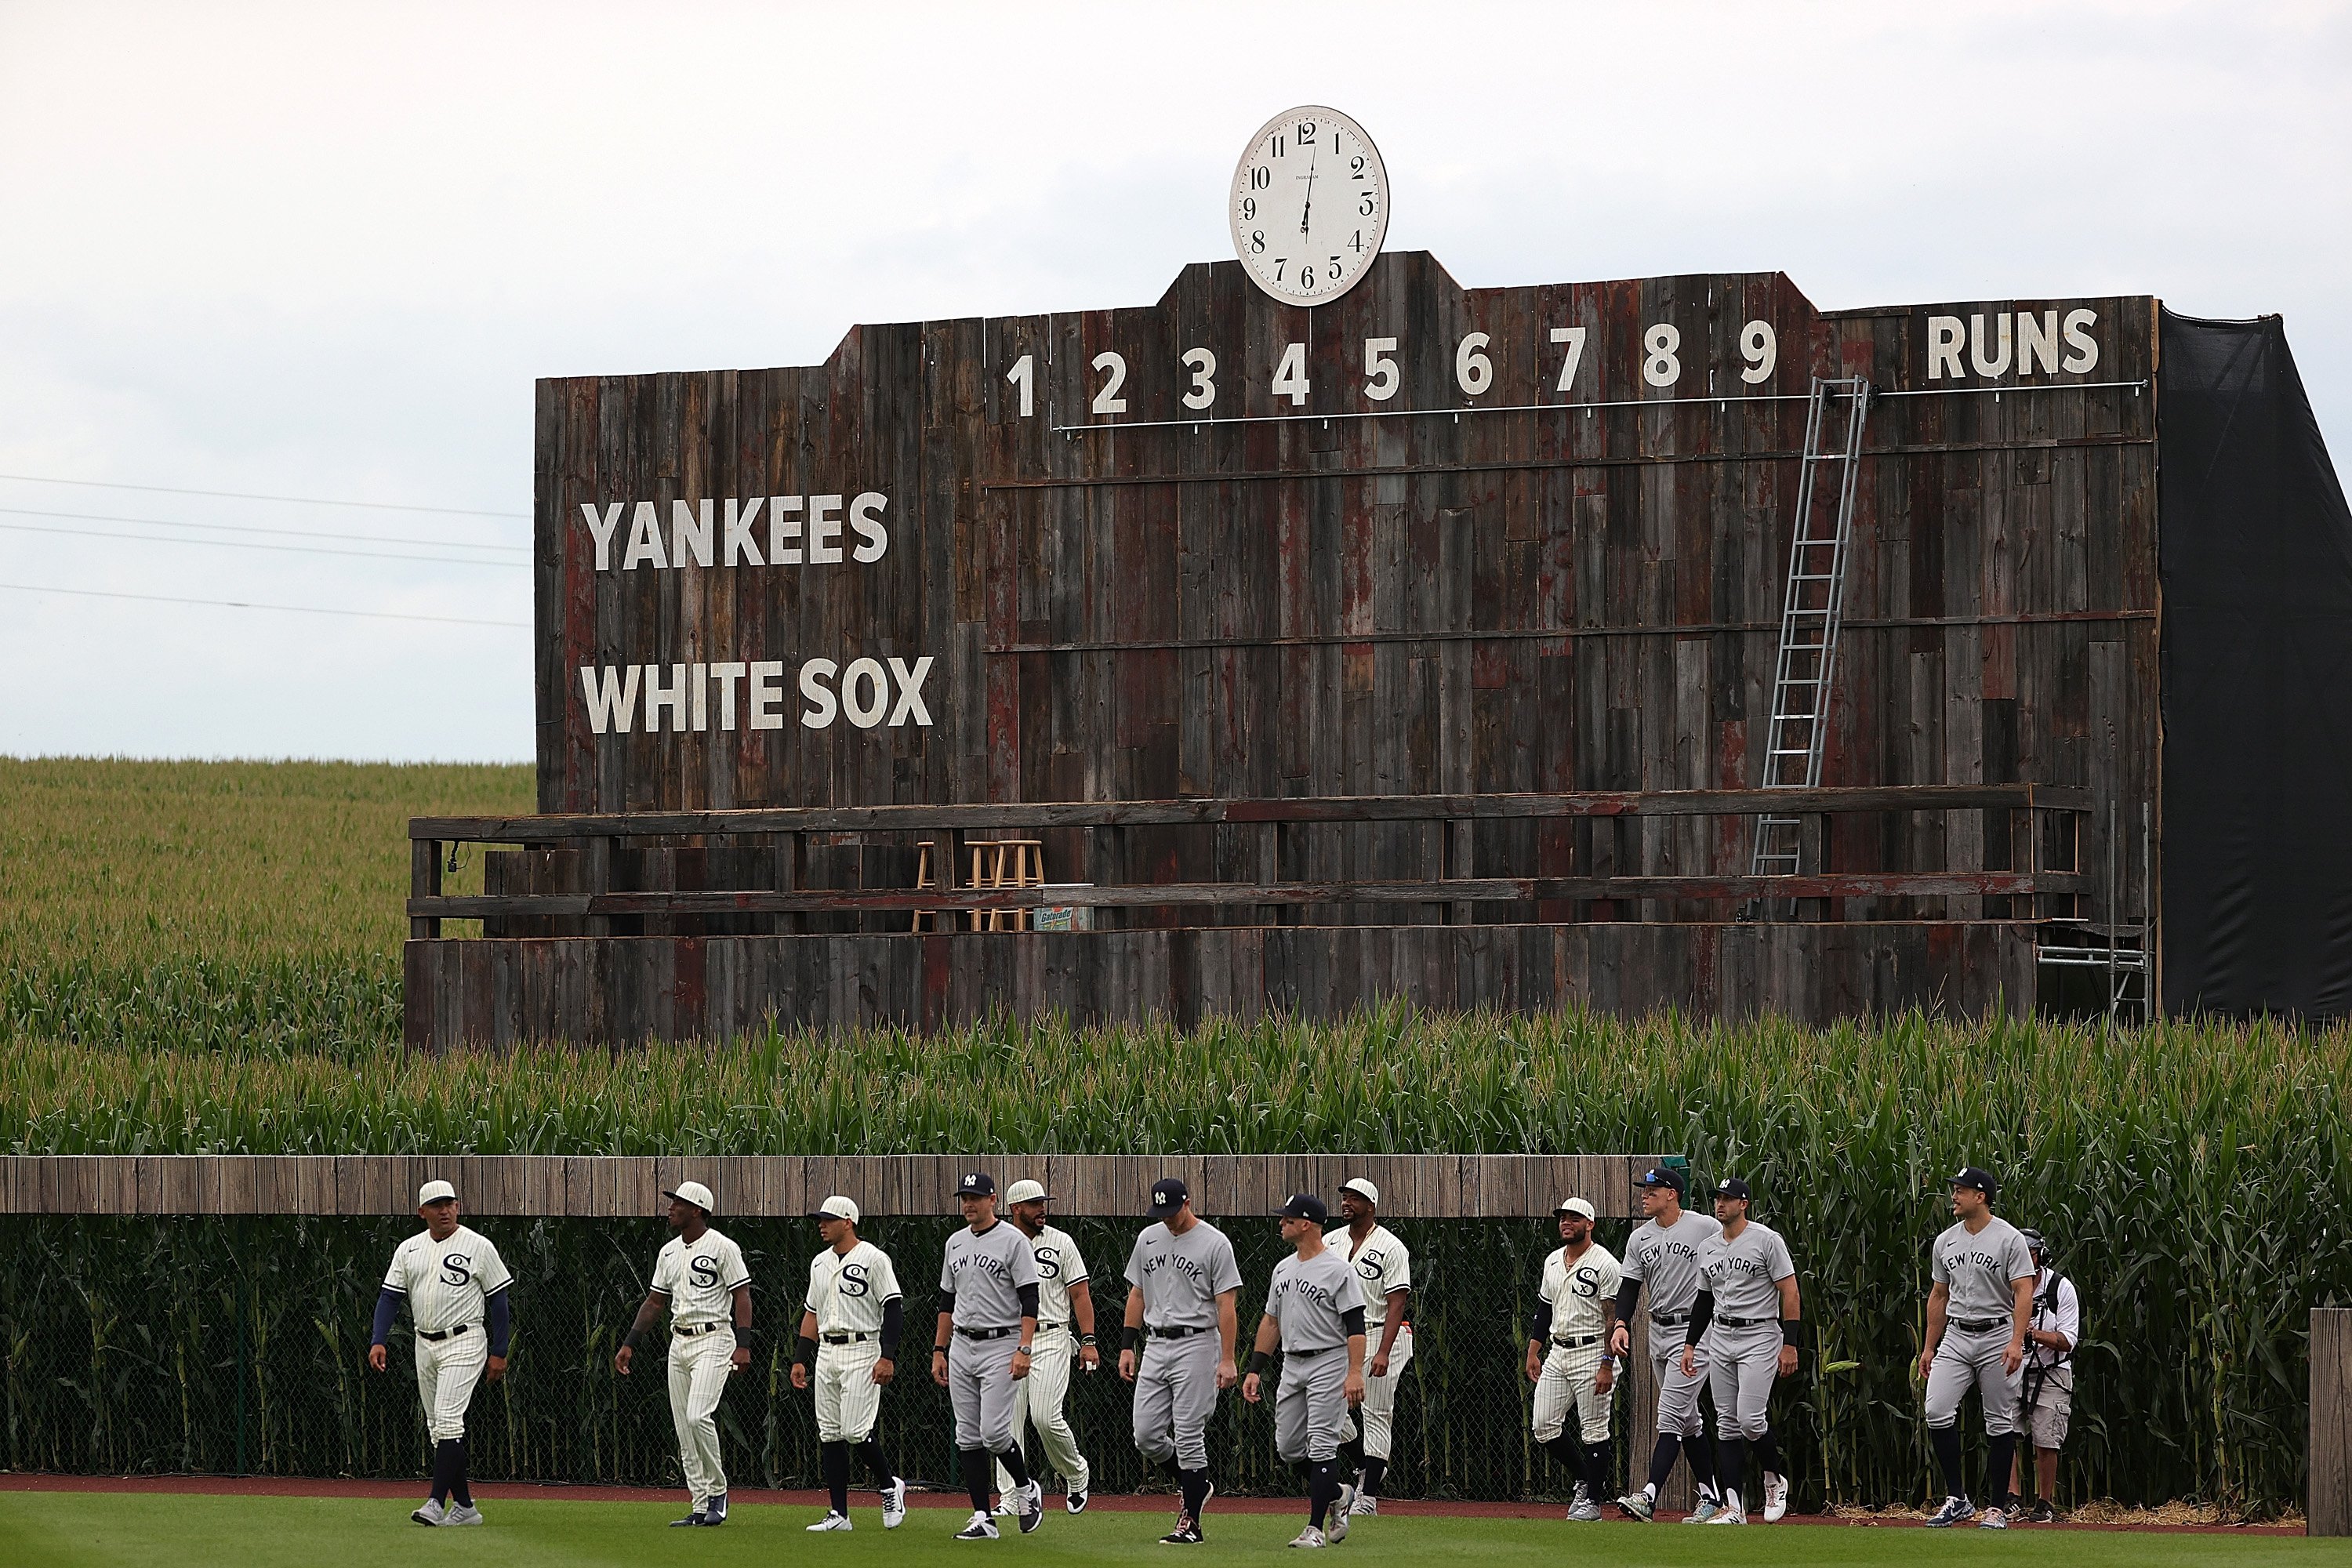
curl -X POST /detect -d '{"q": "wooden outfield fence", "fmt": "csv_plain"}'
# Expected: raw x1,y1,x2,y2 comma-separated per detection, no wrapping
2317,1308,2352,1535
0,1153,1663,1220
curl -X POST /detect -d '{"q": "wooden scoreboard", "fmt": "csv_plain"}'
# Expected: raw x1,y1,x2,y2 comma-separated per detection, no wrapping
407,108,2167,1047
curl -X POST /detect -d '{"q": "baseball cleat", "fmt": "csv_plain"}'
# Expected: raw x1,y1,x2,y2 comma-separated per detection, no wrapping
1616,1491,1655,1521
883,1476,907,1528
1682,1496,1721,1524
954,1510,1000,1541
1328,1486,1355,1542
1762,1471,1788,1523
1159,1516,1204,1545
1565,1497,1603,1522
670,1512,706,1527
1977,1505,2009,1530
443,1503,484,1526
1705,1505,1748,1524
1018,1479,1044,1534
1287,1526,1327,1548
410,1498,447,1526
1065,1487,1089,1515
1925,1495,1976,1528
1348,1493,1377,1517
2027,1498,2058,1524
704,1494,728,1525
808,1511,854,1531
993,1501,1018,1518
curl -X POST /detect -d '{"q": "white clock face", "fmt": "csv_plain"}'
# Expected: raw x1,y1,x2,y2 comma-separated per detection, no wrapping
1229,105,1388,306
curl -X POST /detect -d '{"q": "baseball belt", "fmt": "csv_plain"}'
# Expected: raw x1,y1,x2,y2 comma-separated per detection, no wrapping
1951,1316,2007,1334
1148,1323,1212,1340
416,1323,474,1343
821,1331,877,1345
672,1321,727,1339
1287,1344,1338,1359
1650,1312,1689,1327
1035,1321,1069,1332
1715,1315,1765,1329
1551,1333,1602,1349
954,1324,1017,1341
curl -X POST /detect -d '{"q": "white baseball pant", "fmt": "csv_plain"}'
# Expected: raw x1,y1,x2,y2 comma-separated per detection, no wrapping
1705,1321,1780,1441
996,1326,1091,1495
667,1327,735,1505
815,1338,883,1444
413,1327,487,1442
1531,1338,1613,1445
1352,1323,1413,1460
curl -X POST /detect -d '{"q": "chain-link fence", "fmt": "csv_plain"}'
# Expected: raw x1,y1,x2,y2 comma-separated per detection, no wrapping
0,1214,2289,1515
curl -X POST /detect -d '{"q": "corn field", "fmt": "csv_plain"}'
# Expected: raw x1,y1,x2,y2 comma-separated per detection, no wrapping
0,1010,2347,1518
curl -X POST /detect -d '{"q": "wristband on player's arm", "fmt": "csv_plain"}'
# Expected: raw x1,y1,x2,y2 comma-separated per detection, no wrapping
1780,1319,1802,1355
1123,1326,1145,1353
1684,1290,1715,1346
1246,1348,1272,1376
795,1333,818,1367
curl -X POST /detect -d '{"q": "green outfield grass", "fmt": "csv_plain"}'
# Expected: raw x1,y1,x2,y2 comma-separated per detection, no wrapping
0,1494,2340,1568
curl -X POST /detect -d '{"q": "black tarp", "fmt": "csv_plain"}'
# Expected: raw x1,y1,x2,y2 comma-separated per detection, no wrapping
2159,310,2352,1017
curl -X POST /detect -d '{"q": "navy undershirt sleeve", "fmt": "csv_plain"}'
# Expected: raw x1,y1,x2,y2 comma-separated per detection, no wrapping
371,1287,402,1348
486,1287,512,1357
880,1297,905,1357
1017,1283,1040,1319
1341,1306,1367,1338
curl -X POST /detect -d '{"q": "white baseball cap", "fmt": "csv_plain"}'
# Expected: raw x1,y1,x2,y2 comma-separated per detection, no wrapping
814,1195,860,1223
417,1179,457,1207
1340,1178,1380,1207
665,1180,717,1214
1005,1179,1049,1205
1555,1196,1596,1220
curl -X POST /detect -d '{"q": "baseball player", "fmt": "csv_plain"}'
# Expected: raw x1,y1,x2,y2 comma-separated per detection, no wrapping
1608,1165,1726,1522
368,1178,513,1527
1119,1177,1242,1545
931,1172,1045,1541
793,1195,908,1532
1918,1166,2037,1530
614,1180,753,1527
1525,1196,1621,1523
1243,1194,1368,1549
992,1178,1098,1515
1680,1176,1800,1526
2008,1229,2080,1524
1327,1177,1410,1516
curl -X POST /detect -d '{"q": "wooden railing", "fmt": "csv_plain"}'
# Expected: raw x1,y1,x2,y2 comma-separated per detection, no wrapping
408,784,2089,938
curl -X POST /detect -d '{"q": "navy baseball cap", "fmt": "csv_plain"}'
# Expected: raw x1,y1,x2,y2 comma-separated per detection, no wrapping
1949,1166,1998,1196
1279,1193,1329,1224
1637,1167,1686,1194
1714,1177,1753,1201
957,1172,997,1197
1147,1178,1189,1218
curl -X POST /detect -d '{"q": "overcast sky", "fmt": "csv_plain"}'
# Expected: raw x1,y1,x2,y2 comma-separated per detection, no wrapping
2,2,2346,763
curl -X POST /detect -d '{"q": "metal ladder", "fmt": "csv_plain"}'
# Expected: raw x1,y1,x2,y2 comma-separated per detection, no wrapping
1749,377,1872,903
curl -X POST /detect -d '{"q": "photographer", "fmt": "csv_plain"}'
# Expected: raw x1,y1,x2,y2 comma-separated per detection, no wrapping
2007,1229,2078,1523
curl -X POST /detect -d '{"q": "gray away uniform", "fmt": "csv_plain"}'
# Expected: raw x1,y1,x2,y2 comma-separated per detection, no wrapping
1126,1220,1242,1472
1695,1221,1795,1442
941,1220,1040,1453
1926,1216,2035,1437
1622,1211,1721,1439
1266,1250,1366,1465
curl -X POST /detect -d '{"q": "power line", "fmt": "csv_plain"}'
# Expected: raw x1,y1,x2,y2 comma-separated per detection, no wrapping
0,471,524,519
0,504,530,553
0,582,528,629
0,519,528,567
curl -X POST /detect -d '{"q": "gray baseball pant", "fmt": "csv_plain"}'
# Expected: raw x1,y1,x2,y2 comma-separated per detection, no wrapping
1133,1332,1221,1472
1926,1323,2020,1436
1705,1322,1781,1440
1650,1334,1708,1439
1274,1349,1350,1465
949,1332,1023,1452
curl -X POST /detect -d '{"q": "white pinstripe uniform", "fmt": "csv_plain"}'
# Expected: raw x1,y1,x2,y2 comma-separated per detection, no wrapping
382,1225,511,1442
1532,1242,1621,1446
808,1240,902,1443
653,1227,751,1508
1327,1221,1412,1462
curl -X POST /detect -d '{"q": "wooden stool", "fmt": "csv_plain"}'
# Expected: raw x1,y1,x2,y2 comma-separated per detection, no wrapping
966,838,1044,931
912,840,949,933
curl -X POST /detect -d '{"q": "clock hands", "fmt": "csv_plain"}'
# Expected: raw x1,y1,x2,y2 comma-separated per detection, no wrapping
1298,130,1319,235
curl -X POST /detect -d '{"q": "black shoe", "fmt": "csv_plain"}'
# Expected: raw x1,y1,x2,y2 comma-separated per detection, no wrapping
2028,1499,2058,1525
1065,1487,1089,1515
670,1512,706,1527
1160,1515,1203,1545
